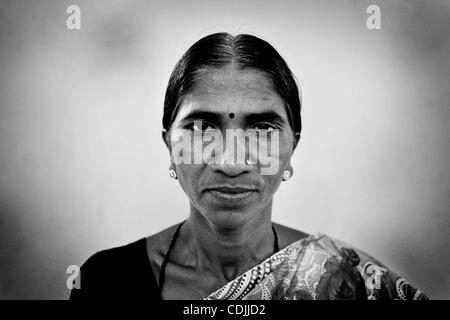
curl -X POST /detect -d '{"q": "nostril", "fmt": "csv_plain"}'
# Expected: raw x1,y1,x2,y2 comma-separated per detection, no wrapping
210,163,252,177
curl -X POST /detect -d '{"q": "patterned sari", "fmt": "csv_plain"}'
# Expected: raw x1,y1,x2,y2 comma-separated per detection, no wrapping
205,233,427,300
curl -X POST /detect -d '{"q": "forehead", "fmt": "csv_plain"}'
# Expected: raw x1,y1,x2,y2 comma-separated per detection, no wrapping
174,67,288,122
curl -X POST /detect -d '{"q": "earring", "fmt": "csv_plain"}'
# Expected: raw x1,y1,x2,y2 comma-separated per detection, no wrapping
282,170,292,181
169,169,177,179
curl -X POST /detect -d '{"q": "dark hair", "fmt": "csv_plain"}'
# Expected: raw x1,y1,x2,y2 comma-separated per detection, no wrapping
162,32,302,148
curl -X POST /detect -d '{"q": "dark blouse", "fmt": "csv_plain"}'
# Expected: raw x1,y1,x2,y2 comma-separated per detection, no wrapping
69,238,160,300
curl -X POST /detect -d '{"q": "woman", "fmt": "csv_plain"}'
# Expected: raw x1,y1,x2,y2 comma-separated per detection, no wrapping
70,33,427,300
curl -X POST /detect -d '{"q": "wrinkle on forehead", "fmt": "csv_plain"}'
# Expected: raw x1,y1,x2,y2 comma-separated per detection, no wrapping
170,67,289,128
191,67,277,100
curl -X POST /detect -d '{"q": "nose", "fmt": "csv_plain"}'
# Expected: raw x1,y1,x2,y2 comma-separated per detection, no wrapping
210,162,253,177
209,132,254,177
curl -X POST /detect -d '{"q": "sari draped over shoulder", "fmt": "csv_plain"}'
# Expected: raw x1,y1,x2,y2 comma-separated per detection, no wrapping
205,233,427,300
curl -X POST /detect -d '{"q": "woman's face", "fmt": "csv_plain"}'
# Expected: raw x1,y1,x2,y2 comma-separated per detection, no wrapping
167,67,295,228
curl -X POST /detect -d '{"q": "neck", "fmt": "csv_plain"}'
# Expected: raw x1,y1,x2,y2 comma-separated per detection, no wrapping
184,203,275,282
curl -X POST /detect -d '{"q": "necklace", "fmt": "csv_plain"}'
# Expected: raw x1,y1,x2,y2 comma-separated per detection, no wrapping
158,220,280,297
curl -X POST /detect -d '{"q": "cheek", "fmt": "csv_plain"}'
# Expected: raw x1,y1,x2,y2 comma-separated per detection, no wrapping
279,149,292,170
263,175,282,194
267,139,292,186
175,164,203,196
277,133,294,168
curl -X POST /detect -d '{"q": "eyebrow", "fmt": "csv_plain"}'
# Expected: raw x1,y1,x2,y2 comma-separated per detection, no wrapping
245,111,287,125
180,111,222,124
180,110,288,125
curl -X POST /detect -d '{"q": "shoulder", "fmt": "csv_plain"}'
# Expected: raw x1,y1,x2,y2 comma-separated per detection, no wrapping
78,239,149,285
69,238,154,300
272,222,310,249
82,238,146,272
308,234,428,300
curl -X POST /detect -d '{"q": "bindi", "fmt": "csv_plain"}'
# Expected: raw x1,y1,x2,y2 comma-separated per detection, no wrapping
229,113,234,119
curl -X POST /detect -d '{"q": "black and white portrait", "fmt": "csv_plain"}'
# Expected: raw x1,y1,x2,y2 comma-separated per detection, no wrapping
0,0,448,301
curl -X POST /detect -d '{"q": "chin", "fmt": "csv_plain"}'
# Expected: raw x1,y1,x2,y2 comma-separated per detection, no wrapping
204,208,255,230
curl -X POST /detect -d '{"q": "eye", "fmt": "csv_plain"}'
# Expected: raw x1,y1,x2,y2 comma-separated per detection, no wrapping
253,123,278,135
186,121,216,133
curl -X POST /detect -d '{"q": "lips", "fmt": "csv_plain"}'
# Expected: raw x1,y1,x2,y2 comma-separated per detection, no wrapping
207,186,256,193
205,185,257,202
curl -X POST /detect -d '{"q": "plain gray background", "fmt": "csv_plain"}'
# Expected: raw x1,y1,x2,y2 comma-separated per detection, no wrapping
0,0,449,299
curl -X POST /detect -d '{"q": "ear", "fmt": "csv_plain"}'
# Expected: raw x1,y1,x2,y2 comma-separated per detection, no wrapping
292,132,301,151
287,163,294,177
163,130,179,168
162,129,171,151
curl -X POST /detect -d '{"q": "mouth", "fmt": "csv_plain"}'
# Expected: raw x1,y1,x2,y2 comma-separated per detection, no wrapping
205,186,257,202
